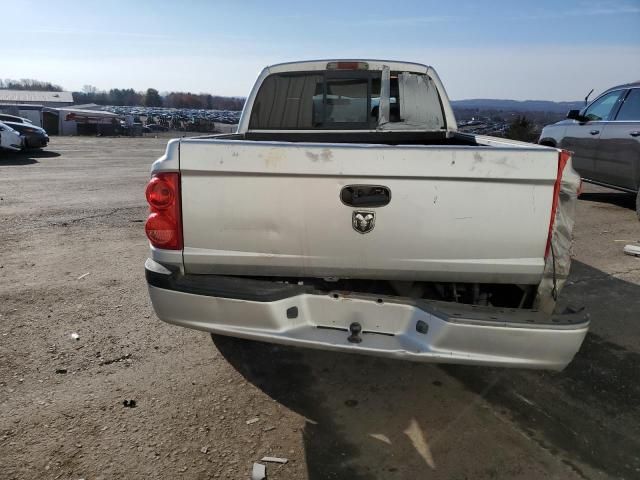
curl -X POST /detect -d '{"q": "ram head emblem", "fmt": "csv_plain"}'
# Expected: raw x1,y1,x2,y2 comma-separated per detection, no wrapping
352,211,375,234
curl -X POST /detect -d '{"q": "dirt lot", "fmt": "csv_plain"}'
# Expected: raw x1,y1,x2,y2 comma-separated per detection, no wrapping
1,137,639,480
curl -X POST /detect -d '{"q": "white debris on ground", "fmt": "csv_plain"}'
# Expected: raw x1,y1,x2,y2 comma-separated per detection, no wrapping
260,456,288,464
251,462,266,480
623,244,640,257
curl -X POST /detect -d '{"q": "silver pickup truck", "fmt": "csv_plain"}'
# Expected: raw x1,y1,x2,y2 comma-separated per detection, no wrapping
145,59,587,370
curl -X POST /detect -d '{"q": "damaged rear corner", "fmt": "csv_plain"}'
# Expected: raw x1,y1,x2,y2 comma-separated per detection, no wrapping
534,151,582,315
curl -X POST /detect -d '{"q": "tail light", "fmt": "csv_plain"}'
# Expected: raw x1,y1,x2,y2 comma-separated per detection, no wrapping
545,150,571,258
145,172,182,249
326,61,369,70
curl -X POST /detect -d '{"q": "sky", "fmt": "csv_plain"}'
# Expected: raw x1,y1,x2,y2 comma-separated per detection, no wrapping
3,0,640,101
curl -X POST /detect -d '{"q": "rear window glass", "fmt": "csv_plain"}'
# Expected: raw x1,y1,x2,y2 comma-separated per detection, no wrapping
324,78,369,123
249,70,446,130
250,72,380,129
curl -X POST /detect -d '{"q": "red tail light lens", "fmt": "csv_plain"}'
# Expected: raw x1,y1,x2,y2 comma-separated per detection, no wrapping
145,212,178,247
326,61,369,70
545,150,571,258
146,176,175,210
145,172,182,250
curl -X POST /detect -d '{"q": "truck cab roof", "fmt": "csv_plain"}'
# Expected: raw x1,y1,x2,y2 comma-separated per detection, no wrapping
265,59,431,74
239,59,454,133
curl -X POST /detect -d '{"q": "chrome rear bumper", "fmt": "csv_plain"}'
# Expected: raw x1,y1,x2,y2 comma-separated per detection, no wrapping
146,259,589,370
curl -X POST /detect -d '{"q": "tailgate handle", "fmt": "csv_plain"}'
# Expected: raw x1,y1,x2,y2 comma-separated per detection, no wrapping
341,185,391,208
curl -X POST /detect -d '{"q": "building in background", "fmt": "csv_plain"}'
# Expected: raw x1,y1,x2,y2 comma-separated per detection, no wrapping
0,103,121,135
0,90,74,108
0,104,46,126
0,90,76,128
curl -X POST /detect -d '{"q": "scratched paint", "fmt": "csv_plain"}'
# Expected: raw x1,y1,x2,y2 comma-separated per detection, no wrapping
306,148,334,162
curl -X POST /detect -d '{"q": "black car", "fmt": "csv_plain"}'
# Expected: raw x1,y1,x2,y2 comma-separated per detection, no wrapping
4,121,49,149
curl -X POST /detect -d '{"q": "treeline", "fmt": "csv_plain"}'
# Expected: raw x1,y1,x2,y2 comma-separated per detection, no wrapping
0,77,246,110
0,78,64,91
164,92,245,110
73,85,245,110
73,86,147,106
504,115,539,143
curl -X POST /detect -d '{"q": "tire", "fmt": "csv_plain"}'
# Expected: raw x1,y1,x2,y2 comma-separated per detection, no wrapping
636,190,640,221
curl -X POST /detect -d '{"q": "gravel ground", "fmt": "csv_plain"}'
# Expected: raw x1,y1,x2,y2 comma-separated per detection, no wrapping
1,137,639,480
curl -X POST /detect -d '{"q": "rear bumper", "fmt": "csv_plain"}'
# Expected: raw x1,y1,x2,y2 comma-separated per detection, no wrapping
146,259,589,370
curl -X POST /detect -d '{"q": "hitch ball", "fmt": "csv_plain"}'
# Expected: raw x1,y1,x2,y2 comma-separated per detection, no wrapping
347,322,362,343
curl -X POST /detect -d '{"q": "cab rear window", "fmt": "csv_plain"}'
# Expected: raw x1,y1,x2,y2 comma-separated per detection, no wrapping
249,70,446,131
249,72,380,130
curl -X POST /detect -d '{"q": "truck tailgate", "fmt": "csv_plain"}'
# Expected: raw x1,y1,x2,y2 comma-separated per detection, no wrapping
179,139,557,284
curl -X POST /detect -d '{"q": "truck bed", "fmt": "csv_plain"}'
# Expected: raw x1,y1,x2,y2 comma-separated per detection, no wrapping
200,130,479,146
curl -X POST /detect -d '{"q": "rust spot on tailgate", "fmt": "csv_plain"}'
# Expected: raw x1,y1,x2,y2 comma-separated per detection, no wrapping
306,148,333,162
264,148,285,168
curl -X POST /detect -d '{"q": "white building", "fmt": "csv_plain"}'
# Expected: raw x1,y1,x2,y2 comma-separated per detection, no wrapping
0,92,123,134
0,90,74,107
0,90,75,128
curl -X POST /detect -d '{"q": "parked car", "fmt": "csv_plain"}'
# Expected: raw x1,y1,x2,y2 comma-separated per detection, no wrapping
144,59,587,371
0,121,23,152
0,114,34,125
3,121,48,149
146,123,169,132
539,81,640,218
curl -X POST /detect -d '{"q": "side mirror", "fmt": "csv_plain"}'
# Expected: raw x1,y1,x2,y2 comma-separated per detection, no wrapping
567,109,581,120
567,109,588,122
